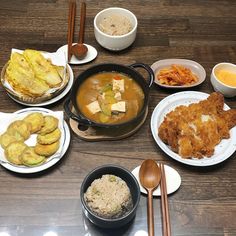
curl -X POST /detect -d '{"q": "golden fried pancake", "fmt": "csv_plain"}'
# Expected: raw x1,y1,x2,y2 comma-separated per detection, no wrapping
7,120,31,140
21,147,45,167
34,140,60,157
23,49,62,87
5,141,27,165
6,52,50,97
23,112,45,133
38,115,59,135
0,131,24,149
37,128,61,145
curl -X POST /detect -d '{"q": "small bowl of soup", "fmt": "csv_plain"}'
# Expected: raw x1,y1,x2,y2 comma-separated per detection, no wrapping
94,7,138,51
211,62,236,97
64,63,154,128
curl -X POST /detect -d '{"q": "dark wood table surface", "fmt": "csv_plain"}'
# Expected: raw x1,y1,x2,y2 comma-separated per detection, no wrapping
0,0,236,236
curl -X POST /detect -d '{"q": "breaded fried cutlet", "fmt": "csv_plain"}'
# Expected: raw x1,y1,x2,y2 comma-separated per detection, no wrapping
158,92,236,159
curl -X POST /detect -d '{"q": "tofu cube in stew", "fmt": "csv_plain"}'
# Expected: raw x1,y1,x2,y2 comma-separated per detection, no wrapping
113,79,124,92
111,101,126,113
86,101,101,114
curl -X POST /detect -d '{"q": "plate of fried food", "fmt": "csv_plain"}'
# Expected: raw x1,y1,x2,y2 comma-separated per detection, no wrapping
1,49,74,106
0,107,70,173
151,91,236,166
151,59,206,88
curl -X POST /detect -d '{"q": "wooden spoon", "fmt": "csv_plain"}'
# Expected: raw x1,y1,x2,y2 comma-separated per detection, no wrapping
72,2,88,60
139,159,161,236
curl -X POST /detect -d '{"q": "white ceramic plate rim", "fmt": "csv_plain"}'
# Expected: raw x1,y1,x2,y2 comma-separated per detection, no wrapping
0,108,71,174
151,59,206,88
151,91,236,166
7,65,74,107
131,164,181,196
57,44,98,65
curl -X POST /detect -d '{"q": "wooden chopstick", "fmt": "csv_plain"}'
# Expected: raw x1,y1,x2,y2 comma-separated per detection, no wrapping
78,2,86,44
160,163,171,236
67,1,76,62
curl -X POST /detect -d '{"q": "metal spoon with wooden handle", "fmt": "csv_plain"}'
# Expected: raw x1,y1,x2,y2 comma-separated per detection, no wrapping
139,159,161,236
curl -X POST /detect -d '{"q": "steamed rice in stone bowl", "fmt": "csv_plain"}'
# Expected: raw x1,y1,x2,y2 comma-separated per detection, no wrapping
84,174,133,219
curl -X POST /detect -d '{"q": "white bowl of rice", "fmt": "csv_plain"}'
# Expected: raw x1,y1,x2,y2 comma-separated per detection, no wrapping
94,7,138,51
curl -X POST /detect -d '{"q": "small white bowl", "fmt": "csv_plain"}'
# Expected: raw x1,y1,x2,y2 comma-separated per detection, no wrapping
211,62,236,98
94,7,137,51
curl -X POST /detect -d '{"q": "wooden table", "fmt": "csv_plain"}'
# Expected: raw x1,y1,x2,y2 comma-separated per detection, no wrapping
0,1,236,235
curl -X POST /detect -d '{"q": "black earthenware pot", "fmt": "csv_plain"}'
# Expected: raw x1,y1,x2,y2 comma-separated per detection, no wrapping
64,63,154,128
80,165,140,228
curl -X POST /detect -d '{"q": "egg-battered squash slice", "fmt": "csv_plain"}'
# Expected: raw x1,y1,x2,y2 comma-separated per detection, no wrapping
37,128,61,145
21,147,45,167
38,115,59,135
5,141,27,165
7,120,31,140
23,112,45,133
34,140,60,157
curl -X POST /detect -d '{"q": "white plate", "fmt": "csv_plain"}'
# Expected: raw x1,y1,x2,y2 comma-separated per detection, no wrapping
57,43,98,65
131,164,181,196
7,65,74,107
151,59,206,88
151,91,236,166
0,108,71,174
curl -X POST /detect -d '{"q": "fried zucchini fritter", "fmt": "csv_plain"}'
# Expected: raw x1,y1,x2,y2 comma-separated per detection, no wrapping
4,141,27,165
0,131,24,149
21,147,45,167
37,128,61,145
34,140,60,157
38,115,58,135
23,112,45,133
7,120,31,140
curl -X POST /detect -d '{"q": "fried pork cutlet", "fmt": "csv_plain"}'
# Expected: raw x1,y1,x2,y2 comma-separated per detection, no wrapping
158,92,236,159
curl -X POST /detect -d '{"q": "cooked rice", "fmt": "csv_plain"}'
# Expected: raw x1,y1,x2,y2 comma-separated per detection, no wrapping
84,174,133,219
99,14,133,36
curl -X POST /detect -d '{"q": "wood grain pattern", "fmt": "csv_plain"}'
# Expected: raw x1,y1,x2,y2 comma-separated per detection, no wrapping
0,0,236,236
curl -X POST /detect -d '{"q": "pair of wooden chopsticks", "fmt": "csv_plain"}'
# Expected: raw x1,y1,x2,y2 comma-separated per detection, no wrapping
160,163,171,236
67,1,76,62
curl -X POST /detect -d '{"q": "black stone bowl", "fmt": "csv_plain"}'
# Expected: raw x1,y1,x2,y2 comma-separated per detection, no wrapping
64,63,154,128
80,165,141,228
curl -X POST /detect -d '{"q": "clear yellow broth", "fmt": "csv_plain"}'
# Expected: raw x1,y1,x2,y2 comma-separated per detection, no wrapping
215,69,236,87
76,72,145,124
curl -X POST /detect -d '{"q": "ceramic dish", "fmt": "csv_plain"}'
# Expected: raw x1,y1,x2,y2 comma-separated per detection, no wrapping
131,164,181,196
6,65,74,107
151,59,206,88
57,43,97,65
0,107,71,174
151,91,236,166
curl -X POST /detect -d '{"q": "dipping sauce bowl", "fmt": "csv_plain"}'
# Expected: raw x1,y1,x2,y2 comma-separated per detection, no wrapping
211,62,236,97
